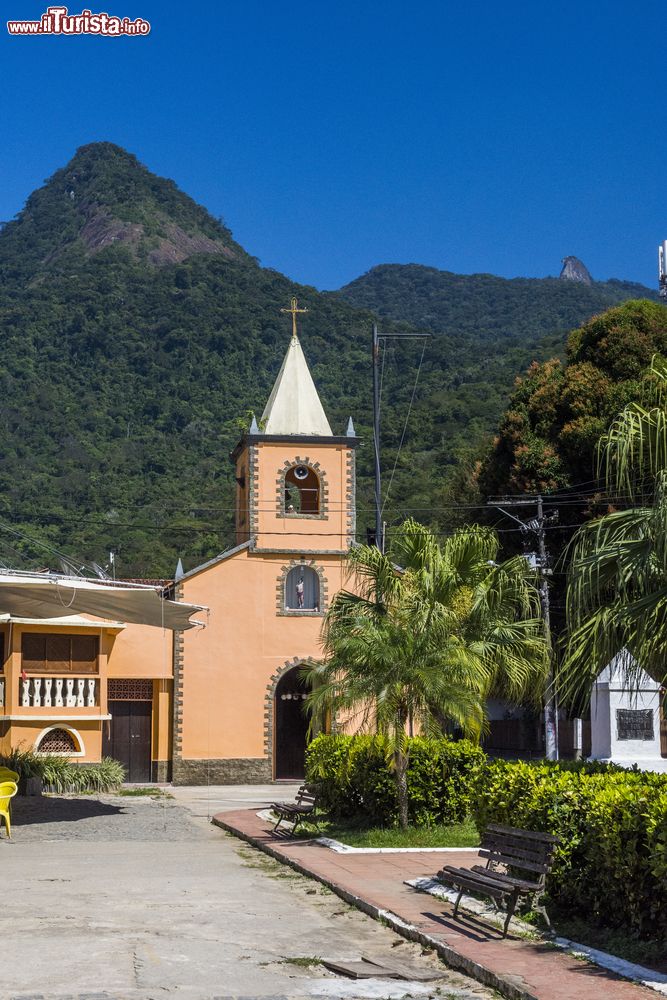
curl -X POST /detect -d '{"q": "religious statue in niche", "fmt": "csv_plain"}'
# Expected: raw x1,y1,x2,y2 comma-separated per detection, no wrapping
296,576,305,608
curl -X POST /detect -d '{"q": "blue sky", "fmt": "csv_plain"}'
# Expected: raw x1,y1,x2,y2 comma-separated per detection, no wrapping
1,0,665,289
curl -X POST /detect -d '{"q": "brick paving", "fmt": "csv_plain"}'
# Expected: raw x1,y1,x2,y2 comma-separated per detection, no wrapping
214,808,655,1000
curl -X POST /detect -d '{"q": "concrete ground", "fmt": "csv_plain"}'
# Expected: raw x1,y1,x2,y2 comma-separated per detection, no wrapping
169,783,303,819
2,791,495,1000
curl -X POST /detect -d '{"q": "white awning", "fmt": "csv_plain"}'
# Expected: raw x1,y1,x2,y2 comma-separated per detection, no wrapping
0,614,126,629
0,573,206,631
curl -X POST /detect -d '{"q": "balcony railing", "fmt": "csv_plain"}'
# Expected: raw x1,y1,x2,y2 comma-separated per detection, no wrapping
20,677,98,708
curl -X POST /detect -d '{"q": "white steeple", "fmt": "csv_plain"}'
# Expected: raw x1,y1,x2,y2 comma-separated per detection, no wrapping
260,303,333,436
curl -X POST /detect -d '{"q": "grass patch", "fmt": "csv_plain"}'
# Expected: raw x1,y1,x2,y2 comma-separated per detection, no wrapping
116,787,173,798
280,956,323,968
313,816,480,849
236,845,308,882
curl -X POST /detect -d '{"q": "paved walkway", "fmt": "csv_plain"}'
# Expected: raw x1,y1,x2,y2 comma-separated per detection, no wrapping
214,807,655,1000
171,782,302,818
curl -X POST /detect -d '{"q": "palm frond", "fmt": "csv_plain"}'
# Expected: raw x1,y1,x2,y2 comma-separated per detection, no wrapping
308,519,547,742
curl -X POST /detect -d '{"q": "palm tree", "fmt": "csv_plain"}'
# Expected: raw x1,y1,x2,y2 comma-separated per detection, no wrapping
562,356,667,703
305,519,547,828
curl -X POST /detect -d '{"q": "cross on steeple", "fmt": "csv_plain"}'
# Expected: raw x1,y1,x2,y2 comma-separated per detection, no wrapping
281,297,308,339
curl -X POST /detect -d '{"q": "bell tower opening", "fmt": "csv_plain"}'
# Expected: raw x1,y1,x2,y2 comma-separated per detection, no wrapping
284,464,320,514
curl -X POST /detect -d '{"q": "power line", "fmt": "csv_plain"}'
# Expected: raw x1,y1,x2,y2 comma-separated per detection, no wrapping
382,337,428,516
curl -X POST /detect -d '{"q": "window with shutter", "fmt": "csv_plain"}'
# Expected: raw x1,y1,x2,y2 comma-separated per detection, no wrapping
46,635,71,672
71,636,97,673
21,634,99,674
22,634,46,671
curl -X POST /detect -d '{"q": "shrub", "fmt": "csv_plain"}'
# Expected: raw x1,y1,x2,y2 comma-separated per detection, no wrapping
0,748,125,794
0,747,44,781
305,734,485,827
471,759,667,945
308,737,667,943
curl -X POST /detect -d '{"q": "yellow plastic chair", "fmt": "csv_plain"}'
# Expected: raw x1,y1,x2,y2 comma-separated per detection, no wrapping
0,781,17,839
0,768,19,783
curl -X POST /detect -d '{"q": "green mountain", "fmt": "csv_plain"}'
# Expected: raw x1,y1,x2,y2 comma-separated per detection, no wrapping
0,143,658,575
337,263,657,340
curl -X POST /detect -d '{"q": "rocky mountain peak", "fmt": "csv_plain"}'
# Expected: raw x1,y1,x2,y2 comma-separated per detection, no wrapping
560,256,593,285
0,142,251,282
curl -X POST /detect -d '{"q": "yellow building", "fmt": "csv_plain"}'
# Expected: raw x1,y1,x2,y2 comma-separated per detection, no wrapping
0,591,189,782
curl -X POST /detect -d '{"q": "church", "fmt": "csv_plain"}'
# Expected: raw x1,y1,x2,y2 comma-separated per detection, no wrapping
171,302,358,783
0,302,357,785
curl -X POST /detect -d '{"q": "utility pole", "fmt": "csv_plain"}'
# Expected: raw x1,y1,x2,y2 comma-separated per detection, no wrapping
371,324,431,553
536,495,558,761
372,323,383,552
488,495,559,760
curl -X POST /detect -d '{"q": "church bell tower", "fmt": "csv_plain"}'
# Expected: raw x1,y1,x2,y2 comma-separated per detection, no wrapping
231,299,358,555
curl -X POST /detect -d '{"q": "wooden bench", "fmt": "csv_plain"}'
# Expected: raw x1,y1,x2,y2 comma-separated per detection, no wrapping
270,784,319,837
437,822,559,937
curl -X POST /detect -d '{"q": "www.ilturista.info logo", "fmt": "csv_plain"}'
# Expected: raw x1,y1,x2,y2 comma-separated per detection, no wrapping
7,6,150,35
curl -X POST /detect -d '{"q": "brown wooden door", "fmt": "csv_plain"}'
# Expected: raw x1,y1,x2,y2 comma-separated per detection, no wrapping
104,700,152,782
274,669,309,780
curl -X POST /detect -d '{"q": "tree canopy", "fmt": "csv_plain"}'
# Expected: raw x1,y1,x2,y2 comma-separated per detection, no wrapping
306,519,547,827
562,357,667,702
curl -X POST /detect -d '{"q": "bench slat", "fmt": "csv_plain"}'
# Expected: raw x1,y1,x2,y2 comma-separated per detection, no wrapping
483,832,552,854
437,869,510,902
482,837,555,864
486,823,558,844
440,865,514,888
470,865,541,892
478,849,551,875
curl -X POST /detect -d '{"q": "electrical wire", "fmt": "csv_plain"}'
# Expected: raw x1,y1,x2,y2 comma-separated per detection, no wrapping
382,337,428,515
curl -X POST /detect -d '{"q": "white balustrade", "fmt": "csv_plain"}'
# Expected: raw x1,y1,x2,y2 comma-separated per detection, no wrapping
17,677,98,709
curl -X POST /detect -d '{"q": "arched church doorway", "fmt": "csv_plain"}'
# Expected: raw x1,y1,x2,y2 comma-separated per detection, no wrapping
274,666,310,780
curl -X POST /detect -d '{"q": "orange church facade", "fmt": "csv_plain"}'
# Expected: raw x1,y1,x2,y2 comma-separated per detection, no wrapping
0,317,358,784
172,327,358,783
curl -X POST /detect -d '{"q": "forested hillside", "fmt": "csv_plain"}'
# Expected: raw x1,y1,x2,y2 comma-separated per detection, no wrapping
0,143,657,575
337,263,657,339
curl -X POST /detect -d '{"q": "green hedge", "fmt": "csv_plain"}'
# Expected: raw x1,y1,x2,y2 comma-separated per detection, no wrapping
306,736,667,943
305,734,485,827
471,759,667,944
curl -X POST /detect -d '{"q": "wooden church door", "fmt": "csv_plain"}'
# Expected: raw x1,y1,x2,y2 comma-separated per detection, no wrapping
274,668,309,779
